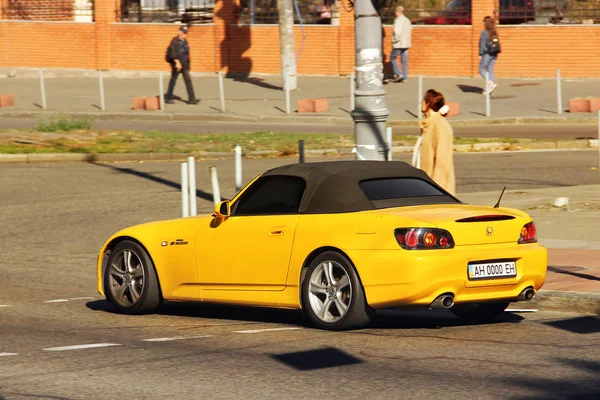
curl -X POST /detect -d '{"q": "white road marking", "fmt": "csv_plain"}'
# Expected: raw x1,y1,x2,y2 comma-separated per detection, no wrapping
44,299,69,303
506,309,538,313
233,327,303,334
0,353,18,357
0,305,12,308
142,335,213,342
43,343,121,351
69,297,96,301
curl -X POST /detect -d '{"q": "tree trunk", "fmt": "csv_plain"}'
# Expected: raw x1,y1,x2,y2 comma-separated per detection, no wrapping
277,0,297,90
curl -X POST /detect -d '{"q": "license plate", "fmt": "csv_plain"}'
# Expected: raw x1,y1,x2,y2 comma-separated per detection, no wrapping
468,261,517,280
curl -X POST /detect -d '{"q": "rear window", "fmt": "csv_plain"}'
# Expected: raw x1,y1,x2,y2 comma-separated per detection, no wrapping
359,178,459,208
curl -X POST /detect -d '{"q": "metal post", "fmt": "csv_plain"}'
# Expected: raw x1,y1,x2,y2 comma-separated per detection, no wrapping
485,71,491,117
39,69,47,110
209,166,222,206
98,70,105,111
181,162,189,218
351,0,390,161
159,71,165,111
556,68,563,115
188,156,197,216
235,145,242,192
218,71,226,112
284,71,291,114
350,71,355,111
299,140,305,163
417,75,423,119
386,127,392,161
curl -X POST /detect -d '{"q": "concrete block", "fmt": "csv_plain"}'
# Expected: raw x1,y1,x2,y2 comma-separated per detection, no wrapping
297,98,329,113
133,97,146,110
297,99,315,113
587,98,600,113
568,98,589,113
0,94,14,107
145,96,160,110
312,98,329,113
446,101,460,116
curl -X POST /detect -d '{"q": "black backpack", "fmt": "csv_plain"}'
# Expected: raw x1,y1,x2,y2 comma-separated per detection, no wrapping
489,35,501,55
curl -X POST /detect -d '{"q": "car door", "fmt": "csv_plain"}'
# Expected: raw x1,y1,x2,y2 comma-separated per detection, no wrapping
195,175,306,290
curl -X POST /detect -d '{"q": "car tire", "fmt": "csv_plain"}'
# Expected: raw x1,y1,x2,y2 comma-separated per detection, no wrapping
104,240,161,315
302,251,371,331
450,301,509,322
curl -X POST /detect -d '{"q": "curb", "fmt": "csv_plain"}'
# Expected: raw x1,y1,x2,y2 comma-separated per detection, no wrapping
1,110,599,127
517,290,600,315
1,140,597,163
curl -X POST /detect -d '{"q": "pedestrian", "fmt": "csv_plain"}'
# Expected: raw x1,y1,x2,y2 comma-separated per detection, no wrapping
479,16,501,95
388,5,412,83
417,89,455,196
164,25,200,105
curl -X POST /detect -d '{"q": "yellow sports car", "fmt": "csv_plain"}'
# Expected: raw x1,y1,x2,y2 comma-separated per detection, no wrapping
96,161,547,330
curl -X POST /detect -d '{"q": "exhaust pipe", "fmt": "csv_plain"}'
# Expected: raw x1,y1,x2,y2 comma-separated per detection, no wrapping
430,294,455,309
517,287,536,301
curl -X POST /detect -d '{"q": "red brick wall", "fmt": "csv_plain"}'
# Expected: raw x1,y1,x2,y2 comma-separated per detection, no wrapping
109,24,216,72
2,0,74,21
495,26,600,77
1,0,599,78
0,21,97,68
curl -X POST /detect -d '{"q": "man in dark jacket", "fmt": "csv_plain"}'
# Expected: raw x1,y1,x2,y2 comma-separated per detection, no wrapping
165,25,200,105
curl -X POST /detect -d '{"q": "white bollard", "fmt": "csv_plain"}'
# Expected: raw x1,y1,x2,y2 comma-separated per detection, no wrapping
181,162,189,218
98,70,105,111
39,69,47,110
218,71,226,112
485,71,491,117
556,68,562,115
235,145,242,192
386,126,392,161
417,75,423,119
188,156,197,216
159,71,165,111
209,166,221,206
284,71,291,114
350,71,355,111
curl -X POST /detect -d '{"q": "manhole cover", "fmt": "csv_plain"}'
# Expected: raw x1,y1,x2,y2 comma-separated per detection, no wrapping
491,95,517,100
510,83,541,87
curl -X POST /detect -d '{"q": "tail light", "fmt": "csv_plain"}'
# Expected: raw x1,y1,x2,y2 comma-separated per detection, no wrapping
395,228,455,250
518,222,537,244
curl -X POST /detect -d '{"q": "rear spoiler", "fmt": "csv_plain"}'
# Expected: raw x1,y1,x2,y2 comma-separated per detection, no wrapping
456,215,516,223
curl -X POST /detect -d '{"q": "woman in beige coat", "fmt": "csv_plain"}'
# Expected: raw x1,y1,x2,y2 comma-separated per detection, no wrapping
418,89,456,196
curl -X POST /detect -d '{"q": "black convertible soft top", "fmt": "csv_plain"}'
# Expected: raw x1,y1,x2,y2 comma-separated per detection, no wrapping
261,161,459,214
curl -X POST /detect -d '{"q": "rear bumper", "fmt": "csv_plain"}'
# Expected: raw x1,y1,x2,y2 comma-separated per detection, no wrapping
347,243,547,309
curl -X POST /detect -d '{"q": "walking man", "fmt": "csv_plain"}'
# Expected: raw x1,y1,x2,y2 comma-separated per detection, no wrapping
165,25,200,105
389,6,412,83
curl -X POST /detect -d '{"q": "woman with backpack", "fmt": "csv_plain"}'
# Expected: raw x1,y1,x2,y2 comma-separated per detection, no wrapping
479,16,501,95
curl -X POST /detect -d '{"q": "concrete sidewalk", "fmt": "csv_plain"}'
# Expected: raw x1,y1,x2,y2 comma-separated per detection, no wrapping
2,68,600,125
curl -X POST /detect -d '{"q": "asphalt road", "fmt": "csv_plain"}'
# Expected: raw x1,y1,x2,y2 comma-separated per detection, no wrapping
1,151,599,399
1,117,598,139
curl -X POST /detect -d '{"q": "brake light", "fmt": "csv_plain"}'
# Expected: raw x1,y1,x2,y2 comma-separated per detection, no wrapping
395,228,455,250
518,222,537,244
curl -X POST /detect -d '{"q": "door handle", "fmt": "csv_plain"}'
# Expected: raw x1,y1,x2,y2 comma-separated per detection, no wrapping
269,230,284,236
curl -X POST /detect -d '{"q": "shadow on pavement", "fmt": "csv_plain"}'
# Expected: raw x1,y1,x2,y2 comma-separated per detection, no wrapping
86,300,525,331
86,299,308,327
504,358,600,399
544,316,600,335
548,266,600,282
271,347,364,371
457,84,483,94
2,394,72,400
90,162,213,201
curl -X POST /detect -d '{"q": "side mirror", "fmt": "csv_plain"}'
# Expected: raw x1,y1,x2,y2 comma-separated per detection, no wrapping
213,200,230,218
